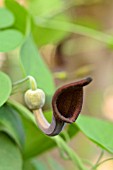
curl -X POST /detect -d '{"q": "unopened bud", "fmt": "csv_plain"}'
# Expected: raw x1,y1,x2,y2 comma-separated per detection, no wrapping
24,89,45,110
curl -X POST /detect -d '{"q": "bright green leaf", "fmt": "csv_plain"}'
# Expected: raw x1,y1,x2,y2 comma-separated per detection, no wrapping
0,29,24,52
20,35,55,96
76,115,113,154
0,132,23,170
0,72,12,106
5,0,28,34
0,8,15,29
0,104,25,148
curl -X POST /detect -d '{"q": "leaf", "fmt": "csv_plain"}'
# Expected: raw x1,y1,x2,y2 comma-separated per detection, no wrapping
7,99,56,158
0,8,15,29
0,29,24,52
0,104,25,148
5,0,28,34
21,115,55,158
20,35,55,96
76,115,113,154
0,132,23,170
0,71,12,106
8,99,79,158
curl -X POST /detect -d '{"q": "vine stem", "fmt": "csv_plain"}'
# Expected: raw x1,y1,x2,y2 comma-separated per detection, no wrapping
91,158,113,169
91,150,104,170
12,75,37,94
53,136,87,170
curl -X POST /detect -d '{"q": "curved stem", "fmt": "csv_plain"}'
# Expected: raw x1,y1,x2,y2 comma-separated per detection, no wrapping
12,75,37,94
33,109,65,136
53,136,87,170
92,158,113,170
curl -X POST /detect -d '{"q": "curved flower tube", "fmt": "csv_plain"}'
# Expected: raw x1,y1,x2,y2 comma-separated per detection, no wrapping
33,77,92,136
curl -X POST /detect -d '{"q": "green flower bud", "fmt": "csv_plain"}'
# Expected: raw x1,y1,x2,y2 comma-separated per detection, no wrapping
24,89,45,110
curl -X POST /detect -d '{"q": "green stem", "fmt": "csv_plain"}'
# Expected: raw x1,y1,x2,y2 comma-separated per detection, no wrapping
93,158,113,169
91,150,104,170
12,76,37,94
53,136,87,170
35,18,113,46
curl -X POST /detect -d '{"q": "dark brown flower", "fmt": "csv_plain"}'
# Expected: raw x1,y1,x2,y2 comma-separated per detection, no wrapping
52,77,92,123
33,77,92,136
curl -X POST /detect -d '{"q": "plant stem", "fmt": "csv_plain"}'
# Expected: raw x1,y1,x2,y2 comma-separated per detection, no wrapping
53,136,87,170
12,76,37,94
35,18,113,46
91,150,104,170
92,158,113,169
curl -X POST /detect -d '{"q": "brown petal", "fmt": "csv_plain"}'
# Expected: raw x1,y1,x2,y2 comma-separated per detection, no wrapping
52,77,92,123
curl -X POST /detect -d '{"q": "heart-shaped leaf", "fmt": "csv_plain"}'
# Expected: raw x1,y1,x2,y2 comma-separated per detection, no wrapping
0,29,24,52
76,115,113,154
0,132,23,170
0,8,15,29
0,71,12,107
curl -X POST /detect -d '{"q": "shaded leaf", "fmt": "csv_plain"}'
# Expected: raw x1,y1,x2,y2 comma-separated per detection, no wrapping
8,100,79,158
76,115,113,153
0,104,25,148
0,8,15,29
0,132,23,170
7,99,55,158
5,0,28,34
20,35,55,96
0,71,12,107
0,29,24,52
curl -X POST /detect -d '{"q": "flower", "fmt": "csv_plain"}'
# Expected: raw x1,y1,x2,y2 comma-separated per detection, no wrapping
52,77,92,123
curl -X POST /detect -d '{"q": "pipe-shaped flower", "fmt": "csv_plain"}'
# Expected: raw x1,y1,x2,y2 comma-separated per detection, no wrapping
33,77,92,136
52,77,92,123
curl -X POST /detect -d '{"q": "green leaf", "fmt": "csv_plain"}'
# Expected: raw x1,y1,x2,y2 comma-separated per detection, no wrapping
0,8,15,29
76,115,113,154
0,72,12,106
0,132,23,170
0,104,25,148
5,0,28,34
0,29,24,52
21,115,55,158
8,99,78,158
7,99,56,158
20,35,55,96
